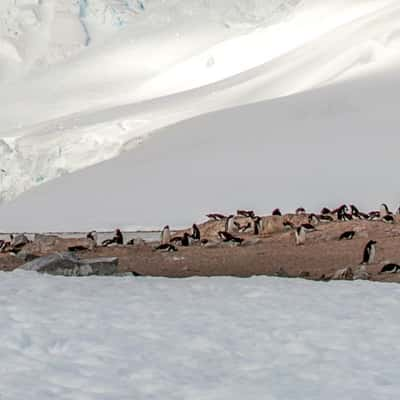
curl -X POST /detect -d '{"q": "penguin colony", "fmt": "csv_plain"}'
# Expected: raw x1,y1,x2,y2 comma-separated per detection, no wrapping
86,202,400,277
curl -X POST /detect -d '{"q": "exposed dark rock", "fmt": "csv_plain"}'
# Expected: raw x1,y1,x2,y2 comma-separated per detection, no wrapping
20,252,119,276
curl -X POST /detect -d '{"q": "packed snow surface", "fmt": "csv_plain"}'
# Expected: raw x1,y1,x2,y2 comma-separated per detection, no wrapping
1,0,400,230
1,272,399,399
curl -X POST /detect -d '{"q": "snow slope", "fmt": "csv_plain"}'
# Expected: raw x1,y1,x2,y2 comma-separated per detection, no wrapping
1,273,400,399
3,63,400,232
1,0,400,230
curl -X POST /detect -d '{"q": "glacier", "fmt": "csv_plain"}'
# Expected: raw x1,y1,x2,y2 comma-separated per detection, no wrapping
0,0,400,230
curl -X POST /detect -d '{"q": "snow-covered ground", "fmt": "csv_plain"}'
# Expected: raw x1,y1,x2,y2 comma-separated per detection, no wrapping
1,0,400,231
0,273,399,399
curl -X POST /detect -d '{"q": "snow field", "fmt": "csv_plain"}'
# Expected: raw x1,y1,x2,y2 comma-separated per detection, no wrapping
1,0,400,214
0,272,399,399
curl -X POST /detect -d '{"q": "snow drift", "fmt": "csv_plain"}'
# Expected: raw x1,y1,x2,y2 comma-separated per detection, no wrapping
1,272,400,399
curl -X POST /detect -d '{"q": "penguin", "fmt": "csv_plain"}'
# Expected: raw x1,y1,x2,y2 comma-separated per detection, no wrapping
161,225,171,245
337,205,352,221
252,216,262,235
181,232,191,247
350,205,369,220
380,263,400,273
339,230,355,240
350,204,361,219
126,239,135,245
283,220,295,230
237,210,255,218
114,229,123,245
155,243,177,252
296,207,306,215
380,203,391,217
233,221,251,232
191,224,201,241
308,214,320,225
86,230,98,244
218,231,244,245
101,229,123,246
272,208,282,216
206,213,226,221
301,223,316,232
361,240,377,264
295,226,306,246
368,211,380,220
319,214,334,223
320,207,331,215
382,215,394,224
225,215,235,233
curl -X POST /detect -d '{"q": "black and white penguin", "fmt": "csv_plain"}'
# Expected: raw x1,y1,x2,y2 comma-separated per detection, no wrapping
320,207,331,215
126,239,135,245
206,213,226,221
350,204,361,219
101,229,123,246
225,215,235,233
191,224,201,241
161,225,171,245
296,207,306,215
361,240,377,264
339,230,355,240
272,208,282,216
380,203,391,217
181,232,191,247
218,231,244,245
115,229,123,245
283,220,295,230
86,230,98,244
380,263,400,273
295,226,306,246
336,205,352,221
382,215,395,224
319,214,334,223
200,238,209,246
155,243,177,252
252,216,262,235
350,205,369,220
237,210,255,218
368,211,380,220
308,214,320,225
301,223,316,232
233,221,251,233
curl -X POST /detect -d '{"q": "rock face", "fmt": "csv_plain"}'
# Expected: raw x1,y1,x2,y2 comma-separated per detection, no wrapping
23,234,96,254
20,252,118,276
11,233,29,251
332,267,354,280
353,265,370,280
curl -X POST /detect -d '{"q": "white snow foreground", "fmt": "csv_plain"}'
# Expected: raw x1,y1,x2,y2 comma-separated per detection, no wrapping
1,0,400,230
1,272,399,399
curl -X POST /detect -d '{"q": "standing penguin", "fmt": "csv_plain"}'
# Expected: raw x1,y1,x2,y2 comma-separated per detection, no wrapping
380,203,390,217
191,224,201,241
181,232,191,247
295,226,306,246
252,216,262,235
361,240,377,264
86,230,98,244
225,215,235,233
161,225,171,245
